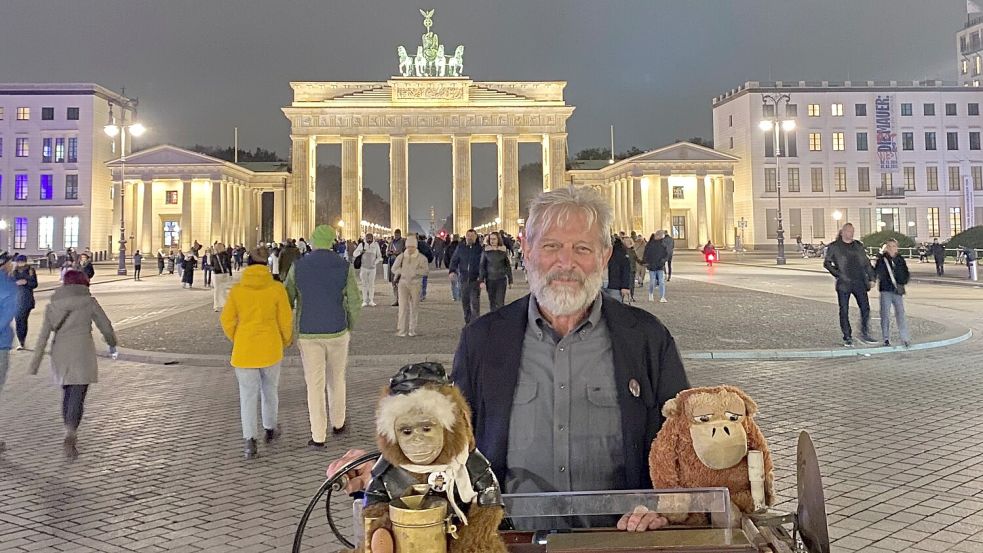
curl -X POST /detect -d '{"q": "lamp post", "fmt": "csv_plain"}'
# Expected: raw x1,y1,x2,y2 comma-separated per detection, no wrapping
105,98,145,275
759,93,796,265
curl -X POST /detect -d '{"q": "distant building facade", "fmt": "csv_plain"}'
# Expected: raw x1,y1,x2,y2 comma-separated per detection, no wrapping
958,11,983,87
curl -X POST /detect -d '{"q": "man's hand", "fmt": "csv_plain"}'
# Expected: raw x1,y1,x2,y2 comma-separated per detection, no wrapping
326,448,374,495
617,505,668,532
448,272,457,280
16,279,26,286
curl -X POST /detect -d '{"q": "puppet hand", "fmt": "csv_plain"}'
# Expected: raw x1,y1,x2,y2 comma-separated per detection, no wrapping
327,448,374,494
617,505,668,532
370,528,394,553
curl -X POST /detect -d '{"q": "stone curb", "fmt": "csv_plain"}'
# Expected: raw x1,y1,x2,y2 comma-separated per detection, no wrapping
98,330,973,367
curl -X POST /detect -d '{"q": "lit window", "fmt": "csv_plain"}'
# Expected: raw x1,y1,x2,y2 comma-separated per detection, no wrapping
858,167,870,192
811,167,823,192
834,167,847,191
14,174,28,200
927,207,940,237
807,104,820,117
927,167,939,191
63,216,80,248
65,174,79,199
950,207,963,235
671,216,686,240
67,107,79,121
54,138,65,163
904,167,916,191
40,175,53,200
672,186,684,199
787,168,800,192
764,168,777,193
949,166,962,191
165,190,179,205
881,173,893,187
831,103,843,117
808,132,822,151
963,59,969,74
42,138,52,163
16,107,29,120
67,137,78,163
15,138,29,157
163,221,180,247
41,107,54,120
37,216,54,250
13,218,27,249
832,132,845,151
977,55,982,75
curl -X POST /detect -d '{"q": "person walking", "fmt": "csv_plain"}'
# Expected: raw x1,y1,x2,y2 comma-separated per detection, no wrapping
391,235,429,337
211,243,233,312
386,230,406,306
929,238,946,276
28,270,118,459
221,246,293,459
662,231,675,281
445,234,461,301
478,231,513,312
278,240,302,281
46,249,57,275
181,253,197,288
201,251,212,288
175,250,185,278
0,252,20,454
448,229,483,324
824,223,876,347
269,246,281,281
284,225,361,449
166,251,175,274
873,239,911,348
78,253,95,280
603,235,632,303
643,231,670,303
132,251,143,281
352,233,382,307
12,255,38,350
963,246,978,279
623,236,640,301
156,249,165,275
416,233,434,301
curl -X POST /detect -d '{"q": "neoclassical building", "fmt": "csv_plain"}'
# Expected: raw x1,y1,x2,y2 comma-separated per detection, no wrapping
106,145,289,253
568,142,739,249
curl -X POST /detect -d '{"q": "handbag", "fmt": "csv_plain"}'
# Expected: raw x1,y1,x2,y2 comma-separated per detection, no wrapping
885,257,905,295
353,253,363,270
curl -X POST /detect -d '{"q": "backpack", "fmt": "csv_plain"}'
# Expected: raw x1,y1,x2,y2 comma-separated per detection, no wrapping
353,253,363,270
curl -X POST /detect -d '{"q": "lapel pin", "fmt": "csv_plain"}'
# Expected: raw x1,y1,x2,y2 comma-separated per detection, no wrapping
629,379,641,398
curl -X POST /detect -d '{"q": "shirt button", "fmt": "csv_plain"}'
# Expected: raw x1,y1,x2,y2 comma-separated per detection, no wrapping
558,425,566,431
559,466,566,472
559,384,567,390
559,347,565,352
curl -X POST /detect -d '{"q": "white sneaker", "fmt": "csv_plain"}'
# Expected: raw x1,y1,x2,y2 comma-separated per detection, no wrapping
659,297,668,303
408,332,417,337
648,293,654,302
361,301,368,307
369,302,377,307
396,332,407,337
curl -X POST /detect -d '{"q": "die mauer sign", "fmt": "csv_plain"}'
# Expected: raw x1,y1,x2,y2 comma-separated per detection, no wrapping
875,95,898,172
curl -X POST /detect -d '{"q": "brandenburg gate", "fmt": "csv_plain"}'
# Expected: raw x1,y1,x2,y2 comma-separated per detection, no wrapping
282,10,574,238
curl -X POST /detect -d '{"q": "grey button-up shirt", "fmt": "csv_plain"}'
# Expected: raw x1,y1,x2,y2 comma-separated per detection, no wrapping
504,295,625,494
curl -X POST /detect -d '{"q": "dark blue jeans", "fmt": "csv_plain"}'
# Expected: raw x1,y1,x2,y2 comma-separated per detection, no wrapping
62,385,89,430
836,283,871,340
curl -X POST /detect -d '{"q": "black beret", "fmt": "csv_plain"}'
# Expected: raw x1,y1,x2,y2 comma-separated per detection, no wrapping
389,362,450,394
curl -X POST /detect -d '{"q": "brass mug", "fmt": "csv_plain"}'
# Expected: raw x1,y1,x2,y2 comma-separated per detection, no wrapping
388,495,455,553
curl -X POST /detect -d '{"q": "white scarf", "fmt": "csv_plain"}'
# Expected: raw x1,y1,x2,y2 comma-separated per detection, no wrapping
400,447,476,525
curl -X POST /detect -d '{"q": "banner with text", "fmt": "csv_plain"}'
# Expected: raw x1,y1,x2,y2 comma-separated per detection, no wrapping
875,95,899,172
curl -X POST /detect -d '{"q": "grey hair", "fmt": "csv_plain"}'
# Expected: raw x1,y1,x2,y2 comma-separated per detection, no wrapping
524,186,613,248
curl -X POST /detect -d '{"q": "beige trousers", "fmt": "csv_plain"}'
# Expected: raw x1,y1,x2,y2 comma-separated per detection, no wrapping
397,281,421,335
297,333,351,442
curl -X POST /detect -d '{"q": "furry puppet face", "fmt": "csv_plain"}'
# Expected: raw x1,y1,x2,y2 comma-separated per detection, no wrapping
376,384,475,468
662,387,759,470
394,413,445,464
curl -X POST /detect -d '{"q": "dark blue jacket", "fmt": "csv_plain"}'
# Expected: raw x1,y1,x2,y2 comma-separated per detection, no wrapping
449,241,482,282
0,274,19,349
452,294,689,490
289,250,350,335
606,241,632,290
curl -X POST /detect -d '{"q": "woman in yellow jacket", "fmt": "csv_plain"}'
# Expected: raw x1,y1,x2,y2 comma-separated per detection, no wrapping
221,246,293,459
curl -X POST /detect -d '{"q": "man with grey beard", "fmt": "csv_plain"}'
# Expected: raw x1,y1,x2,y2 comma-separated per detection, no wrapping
327,187,689,535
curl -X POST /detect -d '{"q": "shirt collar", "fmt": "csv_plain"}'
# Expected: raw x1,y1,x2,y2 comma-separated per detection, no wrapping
527,293,603,341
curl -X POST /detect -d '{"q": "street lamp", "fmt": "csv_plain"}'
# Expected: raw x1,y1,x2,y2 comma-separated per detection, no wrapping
759,93,796,265
105,98,144,275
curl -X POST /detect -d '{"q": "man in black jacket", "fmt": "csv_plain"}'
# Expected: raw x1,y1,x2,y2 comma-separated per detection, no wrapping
929,238,946,276
824,223,876,346
603,235,632,302
448,229,483,324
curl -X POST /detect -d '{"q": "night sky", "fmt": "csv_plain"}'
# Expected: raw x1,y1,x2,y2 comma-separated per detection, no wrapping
0,0,967,226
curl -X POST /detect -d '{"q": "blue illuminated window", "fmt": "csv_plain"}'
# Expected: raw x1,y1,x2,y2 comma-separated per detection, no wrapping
40,174,53,200
14,174,28,200
14,218,27,249
42,138,52,163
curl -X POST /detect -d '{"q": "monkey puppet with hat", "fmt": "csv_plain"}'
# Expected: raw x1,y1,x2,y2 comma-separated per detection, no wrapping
361,362,508,553
648,386,775,526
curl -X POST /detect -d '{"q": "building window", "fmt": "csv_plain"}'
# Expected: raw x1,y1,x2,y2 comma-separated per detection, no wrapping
807,104,820,117
41,107,54,120
0,107,4,120
764,168,777,192
14,174,28,200
950,207,963,235
728,114,733,127
831,103,843,116
785,132,797,157
766,208,778,239
13,218,27,249
163,221,180,247
974,166,983,190
927,166,939,191
811,167,823,192
963,59,969,74
787,167,800,192
812,208,826,239
42,138,52,163
0,137,3,157
762,104,776,118
856,132,868,151
808,132,822,151
949,166,961,191
15,138,29,157
40,174,53,200
977,54,982,75
67,107,80,120
764,135,774,158
902,132,914,150
905,208,918,237
904,166,916,191
855,103,867,116
671,216,686,241
729,137,733,149
881,172,893,187
924,103,935,116
925,132,937,150
971,103,980,116
165,190,179,205
64,216,80,248
927,207,940,237
832,132,845,151
834,167,847,192
16,107,29,120
972,132,981,150
672,186,684,199
65,174,78,199
786,104,797,117
947,132,959,150
858,167,870,192
67,137,78,163
901,103,912,116
54,138,65,162
37,216,54,250
946,103,957,116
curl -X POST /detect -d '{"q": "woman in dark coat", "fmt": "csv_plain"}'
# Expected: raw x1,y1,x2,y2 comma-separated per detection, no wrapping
156,250,165,275
12,255,38,350
182,254,197,288
603,236,632,303
478,231,513,312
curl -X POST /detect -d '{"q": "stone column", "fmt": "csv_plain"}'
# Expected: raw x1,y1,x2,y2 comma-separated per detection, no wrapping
697,174,709,246
289,135,312,239
609,181,620,231
341,136,363,240
210,180,222,245
141,181,153,254
497,135,520,236
641,177,653,236
239,184,246,245
713,177,726,245
723,176,736,248
181,179,193,251
452,135,472,234
660,176,672,232
219,180,227,244
542,133,568,191
272,189,285,244
630,176,642,233
390,135,409,234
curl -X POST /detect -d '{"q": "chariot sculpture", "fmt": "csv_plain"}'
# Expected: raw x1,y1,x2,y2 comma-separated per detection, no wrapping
397,9,465,77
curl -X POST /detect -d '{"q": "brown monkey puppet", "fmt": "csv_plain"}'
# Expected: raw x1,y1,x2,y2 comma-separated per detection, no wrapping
649,386,774,525
362,362,508,553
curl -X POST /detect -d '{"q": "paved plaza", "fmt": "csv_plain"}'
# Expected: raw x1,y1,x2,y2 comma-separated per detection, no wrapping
0,256,981,552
